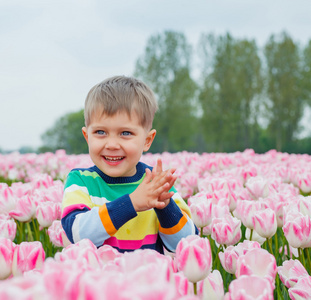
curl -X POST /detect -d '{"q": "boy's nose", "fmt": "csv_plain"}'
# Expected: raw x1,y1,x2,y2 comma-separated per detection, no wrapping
105,137,120,149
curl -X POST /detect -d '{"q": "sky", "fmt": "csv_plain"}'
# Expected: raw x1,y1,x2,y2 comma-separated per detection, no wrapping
1,0,311,151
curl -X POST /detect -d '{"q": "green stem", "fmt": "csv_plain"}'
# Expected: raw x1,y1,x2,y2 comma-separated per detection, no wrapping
298,248,306,268
193,282,197,295
31,218,40,241
200,227,204,237
267,237,273,255
304,248,311,273
274,232,279,258
26,222,34,242
249,228,253,241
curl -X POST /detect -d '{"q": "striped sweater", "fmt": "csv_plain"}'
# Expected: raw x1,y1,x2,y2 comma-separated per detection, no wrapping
61,161,197,253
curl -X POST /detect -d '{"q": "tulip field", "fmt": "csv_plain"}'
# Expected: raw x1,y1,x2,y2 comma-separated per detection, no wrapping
0,149,311,299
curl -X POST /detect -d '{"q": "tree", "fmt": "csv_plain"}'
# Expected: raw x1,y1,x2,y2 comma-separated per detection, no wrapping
264,32,304,151
134,31,199,152
198,33,264,152
39,109,88,154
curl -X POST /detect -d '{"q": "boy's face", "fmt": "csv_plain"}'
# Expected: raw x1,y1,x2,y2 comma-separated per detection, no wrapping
82,110,156,177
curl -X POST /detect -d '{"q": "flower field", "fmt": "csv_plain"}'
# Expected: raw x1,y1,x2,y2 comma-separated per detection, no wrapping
0,149,311,299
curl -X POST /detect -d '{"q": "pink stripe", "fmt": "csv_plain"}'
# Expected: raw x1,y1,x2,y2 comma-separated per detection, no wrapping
104,234,158,249
61,204,90,217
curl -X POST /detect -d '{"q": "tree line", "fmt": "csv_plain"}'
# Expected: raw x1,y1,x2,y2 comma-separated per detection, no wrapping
38,30,311,155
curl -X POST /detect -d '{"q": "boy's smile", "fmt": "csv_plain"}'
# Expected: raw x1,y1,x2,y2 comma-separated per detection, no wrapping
82,110,156,178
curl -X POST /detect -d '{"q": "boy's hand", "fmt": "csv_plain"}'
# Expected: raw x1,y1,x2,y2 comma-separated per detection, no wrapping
129,159,177,212
152,159,177,204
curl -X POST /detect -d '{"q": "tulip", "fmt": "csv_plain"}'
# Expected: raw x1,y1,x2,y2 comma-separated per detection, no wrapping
0,237,15,279
288,276,311,300
245,176,269,199
224,275,274,300
174,271,193,297
219,240,261,275
198,270,224,300
12,241,45,276
219,246,239,275
235,200,263,230
36,201,60,228
278,259,309,288
252,208,277,239
47,220,71,248
0,186,16,214
236,248,277,286
298,196,311,218
9,195,36,222
175,235,212,283
283,212,311,249
211,215,241,247
297,173,311,194
189,197,212,230
0,216,17,241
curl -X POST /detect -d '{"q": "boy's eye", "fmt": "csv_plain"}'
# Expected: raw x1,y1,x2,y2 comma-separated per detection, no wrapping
121,131,132,136
96,130,106,135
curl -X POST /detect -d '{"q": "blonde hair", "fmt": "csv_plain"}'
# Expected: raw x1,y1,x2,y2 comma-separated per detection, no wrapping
84,76,158,130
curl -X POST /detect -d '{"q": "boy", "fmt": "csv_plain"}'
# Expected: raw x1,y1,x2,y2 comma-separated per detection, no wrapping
61,76,197,254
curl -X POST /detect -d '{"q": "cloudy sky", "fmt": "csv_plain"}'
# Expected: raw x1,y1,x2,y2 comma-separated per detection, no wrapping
1,0,311,151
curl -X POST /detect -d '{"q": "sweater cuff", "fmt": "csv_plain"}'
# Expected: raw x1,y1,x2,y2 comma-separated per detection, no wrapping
154,199,184,228
106,194,137,229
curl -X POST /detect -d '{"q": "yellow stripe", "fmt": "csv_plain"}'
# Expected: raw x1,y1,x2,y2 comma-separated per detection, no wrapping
62,190,93,210
98,205,117,236
159,211,188,235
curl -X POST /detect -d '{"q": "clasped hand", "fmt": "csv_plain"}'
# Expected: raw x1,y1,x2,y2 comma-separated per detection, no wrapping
130,159,177,212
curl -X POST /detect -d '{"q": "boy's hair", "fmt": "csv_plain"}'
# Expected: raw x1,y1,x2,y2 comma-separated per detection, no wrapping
84,76,158,130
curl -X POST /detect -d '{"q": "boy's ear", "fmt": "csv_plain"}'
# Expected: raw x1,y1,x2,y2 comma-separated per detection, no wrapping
143,129,156,152
82,127,88,143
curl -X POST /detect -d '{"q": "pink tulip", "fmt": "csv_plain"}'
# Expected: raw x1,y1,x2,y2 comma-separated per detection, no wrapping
236,248,277,286
278,259,309,288
189,197,213,228
0,186,16,214
211,215,241,246
224,275,274,300
0,237,15,279
47,220,71,248
55,239,100,269
298,196,311,218
175,235,212,283
252,208,277,239
245,176,269,199
0,216,16,241
235,200,263,230
288,276,311,300
219,246,239,275
36,201,60,228
12,241,45,276
9,195,36,222
219,240,261,275
198,270,224,300
283,212,311,249
96,244,122,265
297,173,311,194
174,271,193,297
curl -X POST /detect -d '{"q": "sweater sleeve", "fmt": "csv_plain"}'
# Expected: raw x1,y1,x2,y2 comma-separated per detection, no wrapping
154,190,198,252
61,170,137,247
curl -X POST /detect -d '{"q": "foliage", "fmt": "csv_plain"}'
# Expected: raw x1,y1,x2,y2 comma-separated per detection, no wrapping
134,30,200,152
39,109,88,154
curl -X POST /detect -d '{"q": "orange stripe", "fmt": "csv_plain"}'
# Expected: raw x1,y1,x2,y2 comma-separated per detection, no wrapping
98,205,117,236
159,211,188,235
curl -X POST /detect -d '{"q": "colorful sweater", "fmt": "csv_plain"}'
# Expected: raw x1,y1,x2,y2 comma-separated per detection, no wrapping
61,162,197,253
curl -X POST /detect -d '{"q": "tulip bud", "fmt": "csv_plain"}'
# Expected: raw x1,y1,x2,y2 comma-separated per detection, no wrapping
0,237,15,279
12,241,45,276
175,235,212,283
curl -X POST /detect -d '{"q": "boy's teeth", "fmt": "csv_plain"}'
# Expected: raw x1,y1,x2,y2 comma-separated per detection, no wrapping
105,156,123,161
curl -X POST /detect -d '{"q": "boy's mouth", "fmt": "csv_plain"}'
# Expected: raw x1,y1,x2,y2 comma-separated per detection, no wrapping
103,156,125,162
